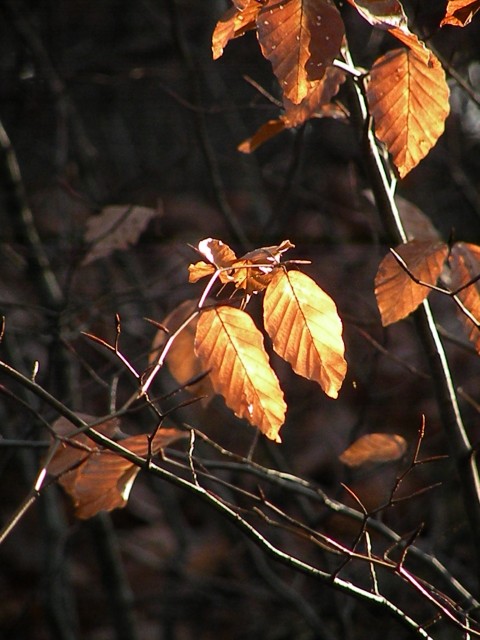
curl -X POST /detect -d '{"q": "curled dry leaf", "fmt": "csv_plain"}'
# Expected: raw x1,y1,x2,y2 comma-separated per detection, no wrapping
441,0,480,26
188,238,238,284
82,205,159,266
212,1,260,60
339,433,407,467
375,240,448,326
449,242,480,352
264,270,346,398
256,0,344,104
150,299,215,403
346,0,408,31
367,48,450,178
49,415,187,519
195,306,286,442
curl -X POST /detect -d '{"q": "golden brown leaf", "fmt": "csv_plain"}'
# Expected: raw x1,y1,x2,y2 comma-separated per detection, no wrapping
231,240,294,293
238,119,287,153
339,433,407,467
256,0,344,104
441,0,480,26
449,242,480,352
387,28,431,64
374,240,448,326
347,0,408,30
49,416,187,518
367,48,450,178
188,238,238,284
195,306,286,442
263,270,346,398
212,2,260,60
150,299,215,403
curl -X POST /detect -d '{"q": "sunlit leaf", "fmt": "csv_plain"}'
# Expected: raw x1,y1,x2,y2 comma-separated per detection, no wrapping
347,0,408,30
449,242,480,352
150,299,215,403
212,1,260,60
339,433,407,467
387,27,431,64
188,238,238,284
374,240,448,326
82,205,160,266
49,416,187,518
195,306,286,442
256,0,344,104
441,0,480,26
367,48,450,177
238,119,287,153
263,270,346,398
231,240,294,293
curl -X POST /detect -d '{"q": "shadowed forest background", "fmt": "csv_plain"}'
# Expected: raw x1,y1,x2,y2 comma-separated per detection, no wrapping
2,1,480,639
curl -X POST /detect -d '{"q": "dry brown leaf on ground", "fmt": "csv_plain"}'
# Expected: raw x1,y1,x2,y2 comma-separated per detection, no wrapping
375,240,448,326
195,306,286,442
256,0,344,104
49,416,186,518
449,242,480,352
82,205,159,266
367,48,450,177
263,270,346,398
212,1,260,59
441,0,480,26
339,433,407,467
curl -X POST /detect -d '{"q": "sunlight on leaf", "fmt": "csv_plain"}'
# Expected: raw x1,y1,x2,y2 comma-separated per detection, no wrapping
195,306,286,442
339,433,407,467
188,238,237,284
375,240,448,326
82,205,160,266
347,0,408,30
264,270,346,398
150,299,215,404
212,1,260,59
450,242,480,352
367,48,450,178
49,416,187,518
256,0,344,104
441,0,480,26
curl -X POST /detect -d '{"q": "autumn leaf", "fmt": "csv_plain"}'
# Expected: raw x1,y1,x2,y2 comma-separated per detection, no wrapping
441,0,480,26
212,1,260,60
256,0,344,104
82,205,160,266
449,242,480,352
367,48,450,177
339,433,407,467
375,240,448,326
188,238,238,284
239,66,346,152
195,306,286,442
395,195,441,242
263,270,346,398
347,0,409,31
150,299,215,403
49,415,187,518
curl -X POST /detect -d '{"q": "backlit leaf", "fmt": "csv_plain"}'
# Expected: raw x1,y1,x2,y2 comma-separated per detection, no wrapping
367,48,450,177
339,433,407,467
374,240,448,326
256,0,344,104
387,27,431,64
150,299,215,403
195,306,286,442
263,270,346,398
188,238,238,284
212,1,260,60
449,242,480,352
347,0,408,30
49,416,187,518
82,205,159,266
441,0,480,26
231,240,294,293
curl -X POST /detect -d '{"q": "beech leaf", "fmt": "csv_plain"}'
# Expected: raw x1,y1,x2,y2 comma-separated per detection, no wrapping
49,416,187,518
212,1,260,60
347,0,409,31
256,0,344,104
189,238,238,284
441,0,480,26
367,48,450,177
339,433,407,467
82,205,159,266
150,299,215,403
375,240,448,326
263,270,346,398
195,306,286,442
449,242,480,352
